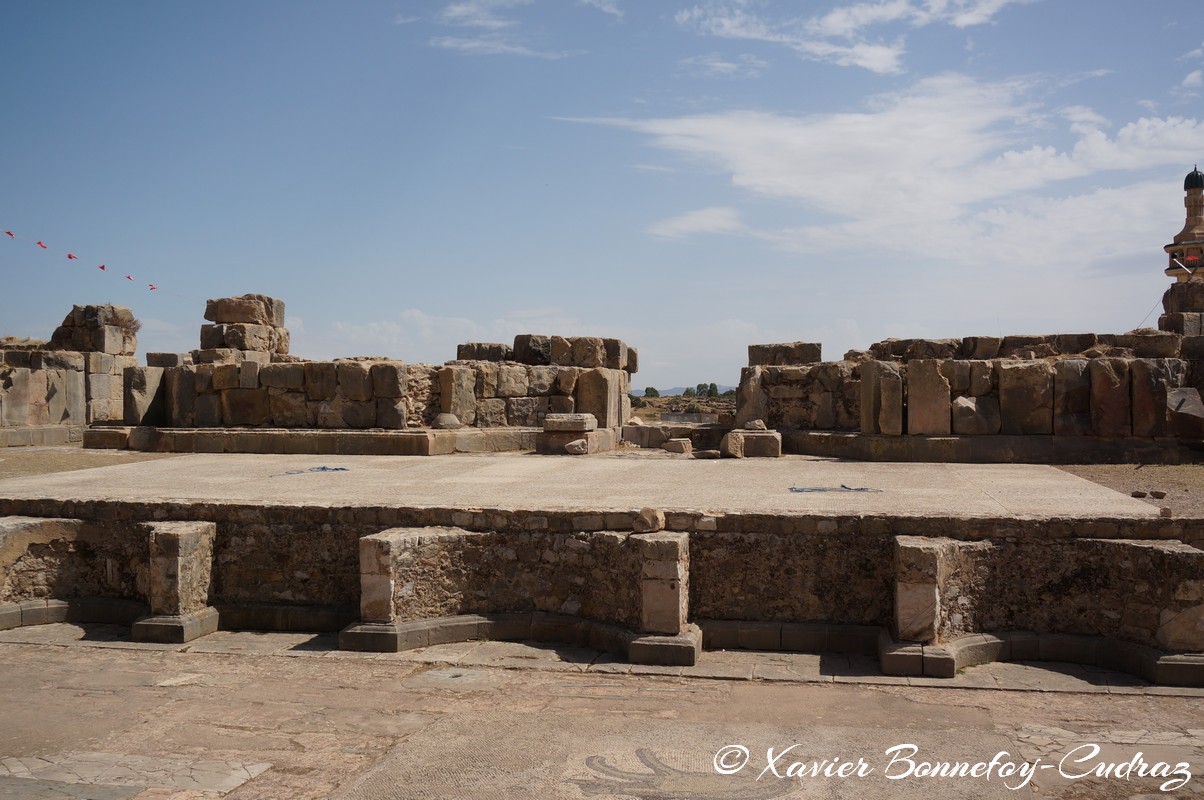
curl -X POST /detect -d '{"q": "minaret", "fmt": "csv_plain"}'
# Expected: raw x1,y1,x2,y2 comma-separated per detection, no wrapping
1165,165,1204,282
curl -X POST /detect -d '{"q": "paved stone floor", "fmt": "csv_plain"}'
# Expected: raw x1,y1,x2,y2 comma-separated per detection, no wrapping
2,624,1203,799
0,451,1161,518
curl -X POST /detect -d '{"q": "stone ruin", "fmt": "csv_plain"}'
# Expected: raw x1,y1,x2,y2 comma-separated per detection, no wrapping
0,304,139,445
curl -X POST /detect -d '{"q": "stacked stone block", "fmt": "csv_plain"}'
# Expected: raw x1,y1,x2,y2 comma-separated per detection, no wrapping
737,361,860,431
870,331,1180,363
195,293,289,366
857,356,1188,438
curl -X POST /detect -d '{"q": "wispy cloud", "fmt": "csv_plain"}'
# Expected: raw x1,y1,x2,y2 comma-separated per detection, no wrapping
678,52,769,78
439,0,531,29
569,73,1202,269
430,36,574,58
647,206,748,239
1179,41,1204,61
579,0,623,19
430,0,579,59
675,0,1032,74
393,14,421,25
1183,69,1203,89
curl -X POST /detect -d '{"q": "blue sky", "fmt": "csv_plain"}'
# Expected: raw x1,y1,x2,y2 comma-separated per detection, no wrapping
2,1,1202,391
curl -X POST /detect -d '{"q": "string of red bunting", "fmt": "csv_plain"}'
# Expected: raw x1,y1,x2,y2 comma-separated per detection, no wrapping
4,229,158,291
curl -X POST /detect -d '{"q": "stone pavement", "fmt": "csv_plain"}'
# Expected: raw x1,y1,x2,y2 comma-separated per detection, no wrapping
2,624,1203,799
0,452,1160,518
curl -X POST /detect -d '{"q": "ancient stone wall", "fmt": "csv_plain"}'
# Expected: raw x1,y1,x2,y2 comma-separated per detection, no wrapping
860,356,1188,437
689,531,894,625
0,517,149,604
362,528,643,629
1,304,137,445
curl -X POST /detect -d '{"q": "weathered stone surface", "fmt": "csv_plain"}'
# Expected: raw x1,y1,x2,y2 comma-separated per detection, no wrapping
336,361,374,402
211,363,241,391
968,360,994,397
239,361,260,389
1132,358,1185,437
145,352,188,368
603,338,628,371
221,388,269,426
123,367,165,426
204,294,285,326
269,389,308,427
259,362,305,390
513,334,552,366
879,366,904,436
147,521,216,616
1053,359,1091,436
626,346,639,374
633,508,666,533
527,366,557,395
1089,358,1131,437
1160,312,1204,336
950,395,1000,435
1116,330,1180,358
376,398,408,429
998,360,1053,435
748,342,822,366
719,429,781,458
906,339,960,361
475,398,507,427
661,438,692,454
906,360,951,435
543,413,597,432
506,396,547,427
191,348,243,365
338,398,377,429
1169,388,1204,437
433,413,463,429
439,366,477,425
564,438,589,455
548,395,574,414
304,362,338,401
1055,333,1099,354
222,323,274,352
735,366,769,428
496,365,529,398
165,366,196,427
961,336,1001,360
576,368,621,428
193,393,221,426
456,342,513,361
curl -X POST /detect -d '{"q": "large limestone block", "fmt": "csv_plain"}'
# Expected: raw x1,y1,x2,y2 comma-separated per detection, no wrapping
961,336,1001,360
735,366,769,428
496,364,529,398
211,363,241,391
938,360,970,393
44,369,84,425
336,361,374,402
1131,358,1185,437
527,366,558,395
626,346,639,374
377,397,408,429
259,363,305,390
220,388,269,426
204,294,285,326
506,396,547,427
950,395,1000,435
512,334,551,365
719,429,782,458
222,323,274,352
147,521,216,616
90,325,137,356
123,366,166,426
576,368,621,428
193,393,222,427
304,362,338,401
572,337,607,368
1053,359,1091,436
337,398,377,428
998,360,1053,435
439,365,477,425
165,366,196,427
603,338,628,371
1089,358,1131,437
747,341,822,366
475,398,507,427
544,413,597,432
269,389,308,427
199,324,226,350
370,362,407,398
906,360,951,435
456,342,512,361
879,366,905,436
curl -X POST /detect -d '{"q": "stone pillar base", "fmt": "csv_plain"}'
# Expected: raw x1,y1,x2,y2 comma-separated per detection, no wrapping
131,606,219,644
628,624,702,666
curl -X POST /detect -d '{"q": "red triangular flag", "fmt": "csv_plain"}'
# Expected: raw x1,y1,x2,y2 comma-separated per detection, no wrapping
4,231,13,238
67,253,77,260
124,275,133,281
148,284,158,291
97,264,106,271
36,241,47,248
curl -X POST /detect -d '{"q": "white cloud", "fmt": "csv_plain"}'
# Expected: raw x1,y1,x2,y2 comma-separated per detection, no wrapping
1182,69,1203,88
579,0,623,18
678,53,769,78
429,35,573,58
439,0,531,29
393,14,421,25
1180,42,1204,61
647,206,748,239
675,0,1031,74
568,73,1201,284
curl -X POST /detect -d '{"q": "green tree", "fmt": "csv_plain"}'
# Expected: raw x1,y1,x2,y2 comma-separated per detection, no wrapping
707,382,719,398
644,386,659,398
629,393,646,409
683,387,696,397
695,383,708,396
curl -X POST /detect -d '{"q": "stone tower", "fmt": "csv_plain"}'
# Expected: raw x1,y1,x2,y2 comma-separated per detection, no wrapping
1165,165,1204,282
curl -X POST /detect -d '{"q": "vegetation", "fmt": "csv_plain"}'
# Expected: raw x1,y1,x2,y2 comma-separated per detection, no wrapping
643,386,660,398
